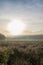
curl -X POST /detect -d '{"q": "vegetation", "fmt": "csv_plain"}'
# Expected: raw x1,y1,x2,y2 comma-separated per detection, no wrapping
0,41,43,65
0,34,5,40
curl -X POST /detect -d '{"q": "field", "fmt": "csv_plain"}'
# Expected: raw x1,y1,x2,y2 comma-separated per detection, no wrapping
0,41,43,65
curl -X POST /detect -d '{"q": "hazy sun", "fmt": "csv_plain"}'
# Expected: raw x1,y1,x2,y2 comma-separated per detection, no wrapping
7,19,25,35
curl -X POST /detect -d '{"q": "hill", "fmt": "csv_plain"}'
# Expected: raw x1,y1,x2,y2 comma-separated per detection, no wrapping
0,33,6,40
7,35,43,41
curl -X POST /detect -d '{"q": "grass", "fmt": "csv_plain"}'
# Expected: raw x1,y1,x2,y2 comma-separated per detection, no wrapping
0,40,43,65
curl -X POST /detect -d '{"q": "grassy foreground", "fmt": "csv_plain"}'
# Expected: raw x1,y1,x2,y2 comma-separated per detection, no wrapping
0,41,43,65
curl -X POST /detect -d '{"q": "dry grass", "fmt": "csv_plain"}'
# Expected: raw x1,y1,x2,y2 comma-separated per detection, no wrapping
0,40,43,65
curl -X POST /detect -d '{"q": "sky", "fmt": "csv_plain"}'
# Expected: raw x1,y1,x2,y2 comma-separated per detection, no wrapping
0,0,43,36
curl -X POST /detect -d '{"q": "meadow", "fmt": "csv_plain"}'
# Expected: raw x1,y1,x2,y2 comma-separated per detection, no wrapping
0,41,43,65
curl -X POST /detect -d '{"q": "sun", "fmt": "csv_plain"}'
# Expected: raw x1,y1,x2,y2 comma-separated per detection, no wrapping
7,19,25,35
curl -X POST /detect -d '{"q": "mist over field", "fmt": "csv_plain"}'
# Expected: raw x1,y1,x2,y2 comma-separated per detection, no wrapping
7,35,43,41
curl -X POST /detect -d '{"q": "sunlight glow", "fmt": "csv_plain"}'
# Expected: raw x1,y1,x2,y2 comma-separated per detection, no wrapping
7,19,25,35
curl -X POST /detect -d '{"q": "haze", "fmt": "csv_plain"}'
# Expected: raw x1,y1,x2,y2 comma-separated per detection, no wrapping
0,0,43,36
